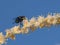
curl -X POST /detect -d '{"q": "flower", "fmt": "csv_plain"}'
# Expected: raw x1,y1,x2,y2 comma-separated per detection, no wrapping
29,25,37,31
39,23,45,28
21,27,29,34
5,30,15,40
0,32,6,45
38,16,45,23
55,15,60,24
29,17,36,25
23,19,30,27
34,21,40,27
11,26,21,34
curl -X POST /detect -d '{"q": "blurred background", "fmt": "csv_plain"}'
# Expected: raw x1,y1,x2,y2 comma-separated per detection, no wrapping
0,0,60,45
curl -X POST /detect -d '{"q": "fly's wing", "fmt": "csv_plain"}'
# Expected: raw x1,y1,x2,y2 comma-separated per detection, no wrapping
10,34,15,40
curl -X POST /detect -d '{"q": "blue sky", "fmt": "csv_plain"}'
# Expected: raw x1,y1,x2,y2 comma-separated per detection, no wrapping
0,0,60,45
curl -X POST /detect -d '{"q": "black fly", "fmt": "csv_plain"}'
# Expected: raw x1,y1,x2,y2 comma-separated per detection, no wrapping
15,16,26,23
